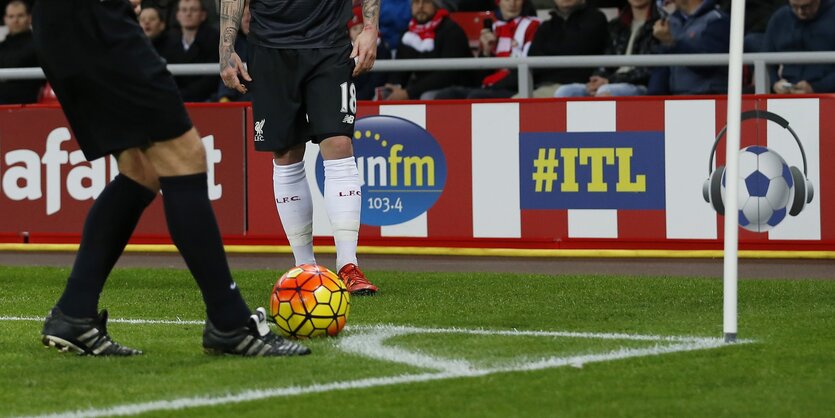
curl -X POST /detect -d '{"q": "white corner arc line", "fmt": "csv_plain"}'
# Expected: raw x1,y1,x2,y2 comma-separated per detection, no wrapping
9,320,751,418
338,327,477,373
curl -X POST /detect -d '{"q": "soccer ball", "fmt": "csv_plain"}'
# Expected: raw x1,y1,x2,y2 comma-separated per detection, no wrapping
269,264,350,338
721,146,793,232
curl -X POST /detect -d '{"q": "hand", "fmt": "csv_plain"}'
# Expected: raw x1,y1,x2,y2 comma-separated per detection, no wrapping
220,52,251,94
351,27,379,77
653,19,674,46
129,0,141,15
384,84,409,101
586,76,608,95
791,80,813,94
479,29,496,55
773,79,792,94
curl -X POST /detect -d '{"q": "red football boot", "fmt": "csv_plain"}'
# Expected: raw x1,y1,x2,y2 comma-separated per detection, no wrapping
338,263,379,296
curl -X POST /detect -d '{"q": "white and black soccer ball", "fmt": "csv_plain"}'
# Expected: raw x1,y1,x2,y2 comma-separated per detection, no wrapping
721,146,793,232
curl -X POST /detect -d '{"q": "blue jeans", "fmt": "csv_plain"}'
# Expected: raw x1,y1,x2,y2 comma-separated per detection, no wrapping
554,83,647,97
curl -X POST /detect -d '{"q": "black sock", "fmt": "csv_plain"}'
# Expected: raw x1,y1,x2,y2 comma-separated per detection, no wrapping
56,175,156,318
159,173,250,330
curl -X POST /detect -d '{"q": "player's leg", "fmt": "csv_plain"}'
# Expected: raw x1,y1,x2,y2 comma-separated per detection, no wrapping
53,149,159,320
42,149,159,356
144,129,310,356
33,0,162,356
318,136,361,271
142,129,258,330
305,46,377,295
317,135,377,295
272,144,317,266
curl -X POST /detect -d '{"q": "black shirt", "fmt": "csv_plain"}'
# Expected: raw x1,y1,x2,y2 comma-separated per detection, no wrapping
158,23,220,102
249,0,352,49
0,30,43,104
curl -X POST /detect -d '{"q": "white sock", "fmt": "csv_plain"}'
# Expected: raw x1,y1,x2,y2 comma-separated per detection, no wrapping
273,160,316,266
324,157,361,270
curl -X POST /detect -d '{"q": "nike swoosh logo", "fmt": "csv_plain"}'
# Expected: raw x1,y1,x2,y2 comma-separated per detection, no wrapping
230,282,237,290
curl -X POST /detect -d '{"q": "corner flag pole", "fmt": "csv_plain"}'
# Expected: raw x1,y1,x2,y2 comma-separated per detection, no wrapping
724,0,747,343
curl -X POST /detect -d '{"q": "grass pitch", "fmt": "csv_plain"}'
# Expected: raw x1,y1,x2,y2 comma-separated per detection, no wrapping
0,265,833,417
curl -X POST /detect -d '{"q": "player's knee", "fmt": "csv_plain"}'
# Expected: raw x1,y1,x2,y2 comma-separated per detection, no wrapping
119,167,160,192
146,128,208,175
319,136,354,160
174,139,207,173
115,149,161,192
273,144,306,165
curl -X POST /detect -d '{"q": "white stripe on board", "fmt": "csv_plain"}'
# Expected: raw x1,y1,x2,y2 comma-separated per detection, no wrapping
566,101,618,238
18,322,739,418
568,210,619,239
664,100,718,239
471,103,521,238
378,105,429,237
767,99,821,240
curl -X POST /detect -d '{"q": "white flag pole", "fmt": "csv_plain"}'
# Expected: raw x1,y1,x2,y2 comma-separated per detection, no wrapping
724,0,747,343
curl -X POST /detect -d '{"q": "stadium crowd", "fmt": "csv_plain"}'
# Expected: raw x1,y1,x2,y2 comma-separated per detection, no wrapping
0,0,833,104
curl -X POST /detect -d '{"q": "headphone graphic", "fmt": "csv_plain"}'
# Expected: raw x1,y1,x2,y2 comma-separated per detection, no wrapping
702,110,814,216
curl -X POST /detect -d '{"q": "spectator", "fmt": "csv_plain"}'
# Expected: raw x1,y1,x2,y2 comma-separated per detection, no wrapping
650,0,730,95
139,6,169,54
0,0,41,104
434,0,541,99
444,0,497,10
555,0,659,97
384,0,475,100
142,0,215,31
213,3,251,102
762,0,835,94
719,0,785,52
380,0,413,51
347,6,392,100
159,0,219,102
527,0,609,97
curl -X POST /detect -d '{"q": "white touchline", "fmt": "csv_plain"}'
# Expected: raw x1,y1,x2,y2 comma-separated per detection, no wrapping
2,317,751,418
0,316,206,326
1,317,712,342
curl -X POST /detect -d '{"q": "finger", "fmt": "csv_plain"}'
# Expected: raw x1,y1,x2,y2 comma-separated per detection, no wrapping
222,73,236,89
231,76,246,94
350,43,359,59
353,49,367,76
238,61,252,82
361,46,376,69
222,71,245,93
363,55,376,73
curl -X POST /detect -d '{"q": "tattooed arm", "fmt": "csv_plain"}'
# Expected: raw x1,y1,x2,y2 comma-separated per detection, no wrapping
219,0,250,93
351,0,380,77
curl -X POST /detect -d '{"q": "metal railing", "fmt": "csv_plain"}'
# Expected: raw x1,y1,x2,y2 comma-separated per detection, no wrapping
2,51,834,97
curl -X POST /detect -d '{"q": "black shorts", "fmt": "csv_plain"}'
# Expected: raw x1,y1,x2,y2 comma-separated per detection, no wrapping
32,0,192,161
248,43,356,152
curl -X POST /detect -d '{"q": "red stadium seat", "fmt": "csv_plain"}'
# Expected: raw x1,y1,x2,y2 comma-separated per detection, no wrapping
38,82,59,104
449,11,496,53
